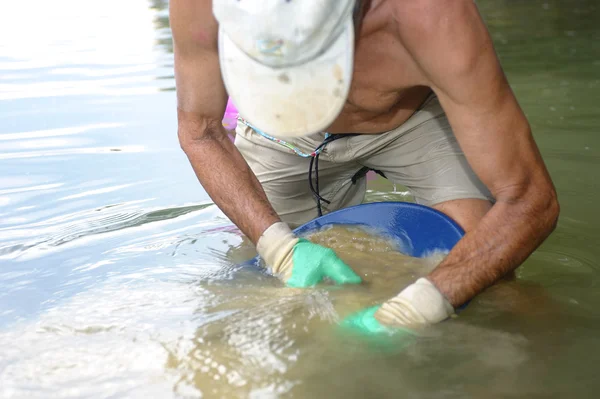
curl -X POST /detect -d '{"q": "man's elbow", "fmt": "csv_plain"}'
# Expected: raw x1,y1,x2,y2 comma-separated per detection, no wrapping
178,126,197,154
498,177,560,239
177,115,223,154
545,189,560,234
532,183,560,237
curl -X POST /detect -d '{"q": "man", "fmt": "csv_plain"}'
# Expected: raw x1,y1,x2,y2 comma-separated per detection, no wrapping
170,0,559,333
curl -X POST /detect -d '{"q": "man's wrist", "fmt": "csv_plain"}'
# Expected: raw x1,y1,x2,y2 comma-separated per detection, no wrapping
428,267,473,308
256,222,299,278
249,214,283,245
400,278,455,321
375,278,455,327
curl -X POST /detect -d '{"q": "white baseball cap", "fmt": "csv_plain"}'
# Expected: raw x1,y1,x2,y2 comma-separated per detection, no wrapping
213,0,356,138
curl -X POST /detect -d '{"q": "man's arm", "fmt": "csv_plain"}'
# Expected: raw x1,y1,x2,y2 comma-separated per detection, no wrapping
170,1,362,287
170,0,279,244
394,0,559,307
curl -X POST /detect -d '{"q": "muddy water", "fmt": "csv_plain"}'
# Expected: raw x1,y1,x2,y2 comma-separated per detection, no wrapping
1,224,582,398
156,225,449,398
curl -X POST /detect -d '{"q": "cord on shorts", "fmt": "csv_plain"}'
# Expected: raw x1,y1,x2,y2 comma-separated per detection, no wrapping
238,118,386,218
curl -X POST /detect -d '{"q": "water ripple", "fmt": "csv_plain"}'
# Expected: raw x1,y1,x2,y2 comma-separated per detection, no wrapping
0,203,214,260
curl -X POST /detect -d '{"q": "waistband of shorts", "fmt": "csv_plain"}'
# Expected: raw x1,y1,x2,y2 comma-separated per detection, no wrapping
238,91,441,156
238,117,330,158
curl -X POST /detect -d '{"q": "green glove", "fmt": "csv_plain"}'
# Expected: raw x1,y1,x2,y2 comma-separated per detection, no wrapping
287,238,362,287
340,306,417,351
341,306,393,335
341,278,454,337
341,306,416,336
256,222,362,288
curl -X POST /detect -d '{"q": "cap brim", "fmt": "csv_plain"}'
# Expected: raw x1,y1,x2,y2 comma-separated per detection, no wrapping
219,19,354,138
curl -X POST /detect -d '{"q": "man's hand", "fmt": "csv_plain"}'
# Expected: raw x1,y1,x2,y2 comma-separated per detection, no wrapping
342,278,453,335
342,306,395,335
257,222,362,287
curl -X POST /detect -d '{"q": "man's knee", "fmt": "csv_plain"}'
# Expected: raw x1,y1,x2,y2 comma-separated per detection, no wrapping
433,198,492,233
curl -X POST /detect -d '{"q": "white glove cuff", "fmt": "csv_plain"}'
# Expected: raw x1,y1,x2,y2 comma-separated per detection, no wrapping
376,278,455,327
398,278,455,324
256,222,299,278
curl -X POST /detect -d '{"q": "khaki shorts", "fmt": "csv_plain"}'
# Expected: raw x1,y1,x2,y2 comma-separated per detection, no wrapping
235,94,493,227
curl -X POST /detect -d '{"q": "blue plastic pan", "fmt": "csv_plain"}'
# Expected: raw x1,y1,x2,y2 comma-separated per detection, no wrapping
242,201,464,269
294,201,464,257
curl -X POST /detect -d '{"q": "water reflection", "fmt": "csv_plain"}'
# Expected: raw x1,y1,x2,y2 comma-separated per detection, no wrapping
150,0,174,55
0,0,172,99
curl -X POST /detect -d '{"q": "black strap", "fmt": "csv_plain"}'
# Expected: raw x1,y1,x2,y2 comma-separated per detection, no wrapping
351,166,386,184
308,134,387,217
308,135,344,217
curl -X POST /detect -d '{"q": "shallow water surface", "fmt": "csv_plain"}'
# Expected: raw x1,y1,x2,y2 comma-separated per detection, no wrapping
1,0,600,398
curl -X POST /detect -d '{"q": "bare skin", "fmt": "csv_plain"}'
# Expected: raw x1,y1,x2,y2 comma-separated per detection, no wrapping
170,0,559,308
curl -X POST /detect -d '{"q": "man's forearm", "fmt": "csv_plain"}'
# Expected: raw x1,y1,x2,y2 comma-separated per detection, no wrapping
428,192,559,308
178,116,280,244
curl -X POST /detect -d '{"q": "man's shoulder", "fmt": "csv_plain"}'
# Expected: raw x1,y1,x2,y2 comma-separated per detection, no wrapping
389,0,474,14
386,0,479,31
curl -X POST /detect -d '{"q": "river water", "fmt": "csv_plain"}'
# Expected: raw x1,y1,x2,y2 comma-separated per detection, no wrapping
1,0,599,398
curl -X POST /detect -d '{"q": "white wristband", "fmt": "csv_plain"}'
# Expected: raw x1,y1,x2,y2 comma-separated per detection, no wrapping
375,278,455,327
256,222,299,279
